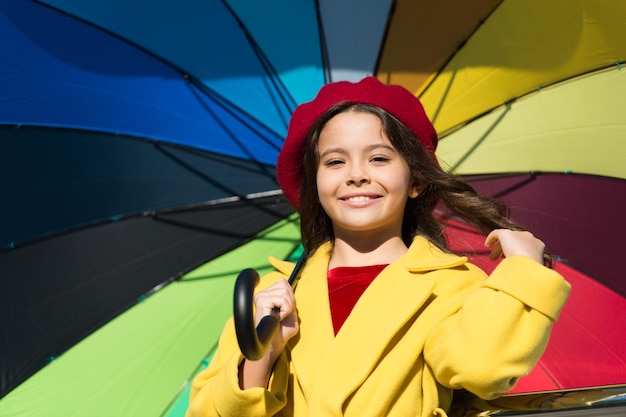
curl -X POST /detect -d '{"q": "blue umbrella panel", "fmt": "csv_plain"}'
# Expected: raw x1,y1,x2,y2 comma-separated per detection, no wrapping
0,0,296,398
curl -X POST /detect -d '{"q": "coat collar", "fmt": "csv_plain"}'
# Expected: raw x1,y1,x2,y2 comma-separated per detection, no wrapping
269,236,468,409
269,236,468,277
404,235,469,272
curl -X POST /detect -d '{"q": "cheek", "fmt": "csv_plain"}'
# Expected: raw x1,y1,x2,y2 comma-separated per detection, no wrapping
316,167,342,190
316,184,334,216
316,171,332,200
383,172,413,194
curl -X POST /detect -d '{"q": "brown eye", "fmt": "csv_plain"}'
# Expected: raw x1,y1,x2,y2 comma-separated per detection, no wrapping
324,159,344,166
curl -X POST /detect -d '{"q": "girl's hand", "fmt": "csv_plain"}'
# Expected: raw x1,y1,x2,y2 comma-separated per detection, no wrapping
240,278,299,389
253,278,300,352
485,229,545,265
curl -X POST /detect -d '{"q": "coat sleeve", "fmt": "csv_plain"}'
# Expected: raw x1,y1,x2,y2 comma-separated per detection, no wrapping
186,272,291,417
424,256,571,400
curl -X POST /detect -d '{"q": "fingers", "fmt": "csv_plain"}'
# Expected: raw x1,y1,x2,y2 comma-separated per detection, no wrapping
484,229,499,248
253,279,296,323
488,241,503,260
484,229,545,264
485,229,503,260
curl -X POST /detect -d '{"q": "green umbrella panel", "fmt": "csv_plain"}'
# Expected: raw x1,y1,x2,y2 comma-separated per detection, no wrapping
0,214,301,417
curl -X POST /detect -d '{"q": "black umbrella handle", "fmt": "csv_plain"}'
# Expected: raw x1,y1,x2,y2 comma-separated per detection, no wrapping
233,268,280,360
233,256,306,361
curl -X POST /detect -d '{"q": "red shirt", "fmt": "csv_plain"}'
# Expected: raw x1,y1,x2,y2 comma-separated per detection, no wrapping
327,264,388,335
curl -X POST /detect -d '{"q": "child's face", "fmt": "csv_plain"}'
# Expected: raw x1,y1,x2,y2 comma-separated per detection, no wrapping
316,110,419,240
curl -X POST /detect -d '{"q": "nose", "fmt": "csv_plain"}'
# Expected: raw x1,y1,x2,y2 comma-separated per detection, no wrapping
346,163,370,186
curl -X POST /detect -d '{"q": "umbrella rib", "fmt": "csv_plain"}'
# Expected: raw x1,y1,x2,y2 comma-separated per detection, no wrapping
184,78,286,154
166,85,286,185
152,192,294,237
535,361,562,390
155,143,278,202
372,0,397,81
313,0,332,83
151,146,292,228
416,0,506,99
219,0,298,116
35,0,291,144
431,61,623,136
154,190,285,213
157,341,220,417
156,141,279,179
429,68,457,126
152,212,285,239
485,172,537,200
446,102,511,173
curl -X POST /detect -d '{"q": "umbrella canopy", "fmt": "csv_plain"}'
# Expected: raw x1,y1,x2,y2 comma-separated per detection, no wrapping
376,0,626,391
1,0,625,416
0,0,388,414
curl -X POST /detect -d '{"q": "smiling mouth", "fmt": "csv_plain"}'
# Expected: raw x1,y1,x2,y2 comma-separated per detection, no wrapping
342,195,380,202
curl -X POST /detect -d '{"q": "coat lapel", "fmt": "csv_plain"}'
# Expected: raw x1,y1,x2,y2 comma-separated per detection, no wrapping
287,243,335,399
282,237,468,411
320,259,436,396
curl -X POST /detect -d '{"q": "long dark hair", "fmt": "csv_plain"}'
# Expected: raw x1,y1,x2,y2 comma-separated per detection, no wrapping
298,102,551,266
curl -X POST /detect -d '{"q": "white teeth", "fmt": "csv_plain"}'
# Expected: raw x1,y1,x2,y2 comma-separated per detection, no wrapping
346,196,371,202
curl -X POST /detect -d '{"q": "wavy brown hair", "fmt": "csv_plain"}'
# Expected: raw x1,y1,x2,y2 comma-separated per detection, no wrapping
298,102,552,266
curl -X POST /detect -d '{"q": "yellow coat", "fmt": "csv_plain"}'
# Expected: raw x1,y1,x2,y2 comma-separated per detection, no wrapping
187,236,570,417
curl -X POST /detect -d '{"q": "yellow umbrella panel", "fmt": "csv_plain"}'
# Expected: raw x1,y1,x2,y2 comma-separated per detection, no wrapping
436,66,626,180
378,0,626,135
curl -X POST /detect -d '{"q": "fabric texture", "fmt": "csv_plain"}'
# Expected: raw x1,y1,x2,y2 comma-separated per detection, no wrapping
328,263,388,334
186,236,571,417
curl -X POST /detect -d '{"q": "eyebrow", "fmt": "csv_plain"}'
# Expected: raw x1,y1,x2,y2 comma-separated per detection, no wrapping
319,143,396,159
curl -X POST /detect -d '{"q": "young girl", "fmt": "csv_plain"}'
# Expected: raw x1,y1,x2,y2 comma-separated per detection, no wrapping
186,77,571,417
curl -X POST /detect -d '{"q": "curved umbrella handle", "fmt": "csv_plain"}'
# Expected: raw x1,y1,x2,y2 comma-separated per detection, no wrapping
233,268,281,360
233,256,306,361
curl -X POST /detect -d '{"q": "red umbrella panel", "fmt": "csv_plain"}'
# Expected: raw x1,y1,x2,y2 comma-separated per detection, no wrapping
441,171,626,392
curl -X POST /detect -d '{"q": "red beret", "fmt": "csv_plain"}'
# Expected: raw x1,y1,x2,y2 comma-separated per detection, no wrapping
276,76,438,211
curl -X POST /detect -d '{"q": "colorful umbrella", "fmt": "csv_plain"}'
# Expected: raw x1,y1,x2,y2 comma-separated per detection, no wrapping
376,0,626,393
0,1,384,415
1,1,625,416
